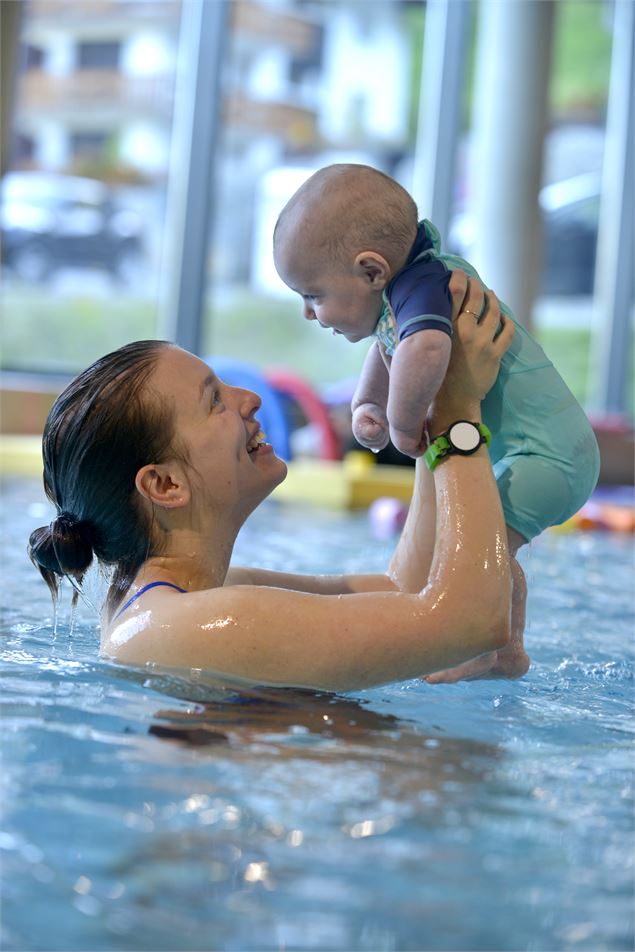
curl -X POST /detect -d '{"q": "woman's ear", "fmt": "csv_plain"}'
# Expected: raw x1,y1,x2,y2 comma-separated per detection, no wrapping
135,462,191,509
354,251,391,289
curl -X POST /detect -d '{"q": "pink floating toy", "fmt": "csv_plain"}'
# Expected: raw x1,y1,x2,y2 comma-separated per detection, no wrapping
369,497,409,540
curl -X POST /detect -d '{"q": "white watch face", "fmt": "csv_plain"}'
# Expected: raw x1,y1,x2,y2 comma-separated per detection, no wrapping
449,421,480,452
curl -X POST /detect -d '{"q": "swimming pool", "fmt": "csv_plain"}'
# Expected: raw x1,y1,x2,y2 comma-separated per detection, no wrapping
2,477,633,951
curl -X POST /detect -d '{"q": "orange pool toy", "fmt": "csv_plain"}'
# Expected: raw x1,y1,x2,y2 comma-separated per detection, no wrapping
554,499,635,533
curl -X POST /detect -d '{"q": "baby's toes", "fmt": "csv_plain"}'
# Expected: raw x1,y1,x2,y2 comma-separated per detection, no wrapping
424,651,499,684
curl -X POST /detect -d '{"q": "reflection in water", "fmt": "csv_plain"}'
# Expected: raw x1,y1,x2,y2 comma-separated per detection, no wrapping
146,681,501,790
100,682,504,950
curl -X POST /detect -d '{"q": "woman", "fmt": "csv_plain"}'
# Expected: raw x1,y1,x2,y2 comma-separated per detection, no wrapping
29,274,513,691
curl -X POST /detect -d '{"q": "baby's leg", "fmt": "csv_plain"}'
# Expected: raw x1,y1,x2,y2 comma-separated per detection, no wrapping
489,528,531,678
425,442,598,684
425,526,529,683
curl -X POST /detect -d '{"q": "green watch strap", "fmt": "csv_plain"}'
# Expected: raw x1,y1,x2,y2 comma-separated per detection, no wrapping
480,422,492,446
424,423,492,472
423,434,450,471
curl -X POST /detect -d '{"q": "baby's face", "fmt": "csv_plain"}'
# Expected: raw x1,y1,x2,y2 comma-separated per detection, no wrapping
274,246,383,343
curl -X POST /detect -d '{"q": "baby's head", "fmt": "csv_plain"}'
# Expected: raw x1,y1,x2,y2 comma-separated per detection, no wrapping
273,164,418,342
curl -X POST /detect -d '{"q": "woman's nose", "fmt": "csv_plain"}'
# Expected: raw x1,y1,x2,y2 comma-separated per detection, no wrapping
303,301,316,321
239,387,261,418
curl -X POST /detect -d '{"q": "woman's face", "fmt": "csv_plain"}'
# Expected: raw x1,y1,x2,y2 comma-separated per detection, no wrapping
150,347,287,518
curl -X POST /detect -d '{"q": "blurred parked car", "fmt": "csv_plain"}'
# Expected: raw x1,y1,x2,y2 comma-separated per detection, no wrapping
448,172,600,296
0,171,144,285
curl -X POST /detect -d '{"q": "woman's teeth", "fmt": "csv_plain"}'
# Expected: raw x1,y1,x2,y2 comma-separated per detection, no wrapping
247,430,267,453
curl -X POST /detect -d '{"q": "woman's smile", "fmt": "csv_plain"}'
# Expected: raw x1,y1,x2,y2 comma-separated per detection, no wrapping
249,440,274,460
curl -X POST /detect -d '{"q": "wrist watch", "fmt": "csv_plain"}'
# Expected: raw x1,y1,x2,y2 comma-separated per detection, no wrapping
424,420,491,471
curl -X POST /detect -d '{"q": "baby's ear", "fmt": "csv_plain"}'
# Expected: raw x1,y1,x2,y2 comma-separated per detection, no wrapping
355,252,390,288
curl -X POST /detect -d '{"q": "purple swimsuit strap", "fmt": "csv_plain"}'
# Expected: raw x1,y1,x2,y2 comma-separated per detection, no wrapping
113,581,186,621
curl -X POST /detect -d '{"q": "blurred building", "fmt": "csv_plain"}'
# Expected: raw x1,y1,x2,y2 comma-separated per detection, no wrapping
14,0,180,179
14,0,412,184
12,0,413,282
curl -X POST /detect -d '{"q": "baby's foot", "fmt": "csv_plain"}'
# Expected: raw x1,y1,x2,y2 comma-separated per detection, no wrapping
424,646,530,683
425,552,530,683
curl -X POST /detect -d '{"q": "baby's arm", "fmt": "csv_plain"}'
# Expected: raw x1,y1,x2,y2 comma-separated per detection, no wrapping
387,330,451,457
351,340,391,451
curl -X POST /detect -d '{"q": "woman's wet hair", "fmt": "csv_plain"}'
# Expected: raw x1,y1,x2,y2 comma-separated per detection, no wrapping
28,339,179,618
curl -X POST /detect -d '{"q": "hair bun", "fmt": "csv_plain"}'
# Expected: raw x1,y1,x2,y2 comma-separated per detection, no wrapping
54,511,96,542
28,512,96,579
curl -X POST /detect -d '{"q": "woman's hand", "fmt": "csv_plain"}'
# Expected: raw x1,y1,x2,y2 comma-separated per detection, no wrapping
429,272,514,434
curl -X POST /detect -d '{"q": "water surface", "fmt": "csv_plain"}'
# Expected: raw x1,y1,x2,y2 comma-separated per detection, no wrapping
1,478,633,951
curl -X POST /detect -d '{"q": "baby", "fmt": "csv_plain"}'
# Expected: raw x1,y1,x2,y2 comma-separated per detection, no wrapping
273,163,600,682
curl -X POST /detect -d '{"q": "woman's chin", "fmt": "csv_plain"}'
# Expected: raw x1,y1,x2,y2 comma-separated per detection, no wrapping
244,461,287,520
272,456,288,486
255,448,287,496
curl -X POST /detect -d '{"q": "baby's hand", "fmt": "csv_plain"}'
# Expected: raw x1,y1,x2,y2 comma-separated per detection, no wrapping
352,403,390,451
389,426,428,459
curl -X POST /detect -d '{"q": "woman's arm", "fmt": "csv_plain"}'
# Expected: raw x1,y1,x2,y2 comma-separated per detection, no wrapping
225,565,397,594
228,273,485,598
387,272,491,593
106,287,514,691
228,272,481,598
109,440,510,691
225,455,434,596
387,457,436,594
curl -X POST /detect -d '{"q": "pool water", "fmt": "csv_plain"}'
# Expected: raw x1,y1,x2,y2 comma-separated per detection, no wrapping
1,478,633,951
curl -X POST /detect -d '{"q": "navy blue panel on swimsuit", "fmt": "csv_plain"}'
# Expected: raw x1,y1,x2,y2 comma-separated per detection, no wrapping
384,221,454,342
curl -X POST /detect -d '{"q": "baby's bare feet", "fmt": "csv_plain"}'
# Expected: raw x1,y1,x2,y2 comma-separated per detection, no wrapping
425,551,529,684
425,651,499,683
424,645,530,683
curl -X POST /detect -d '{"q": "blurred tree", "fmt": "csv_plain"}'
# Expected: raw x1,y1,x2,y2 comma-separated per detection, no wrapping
550,0,613,120
406,0,612,143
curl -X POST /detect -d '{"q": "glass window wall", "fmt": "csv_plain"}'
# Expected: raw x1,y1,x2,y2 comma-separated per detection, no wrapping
200,0,616,410
203,0,425,392
1,0,182,374
2,0,623,416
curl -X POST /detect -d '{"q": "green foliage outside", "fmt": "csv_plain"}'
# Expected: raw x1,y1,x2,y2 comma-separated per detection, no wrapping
406,0,612,136
549,0,613,117
4,284,633,415
0,286,367,384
